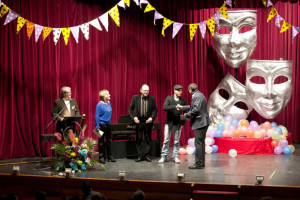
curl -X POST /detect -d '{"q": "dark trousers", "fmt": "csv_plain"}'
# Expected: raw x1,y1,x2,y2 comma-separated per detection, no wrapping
98,124,112,159
194,125,209,166
135,122,153,159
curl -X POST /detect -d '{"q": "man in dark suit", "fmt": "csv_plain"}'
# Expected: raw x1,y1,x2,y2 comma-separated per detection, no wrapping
128,84,158,162
51,86,80,134
177,83,210,169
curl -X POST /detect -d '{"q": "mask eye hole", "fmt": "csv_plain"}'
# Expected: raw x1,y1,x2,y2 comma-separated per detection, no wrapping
234,101,249,110
216,27,231,34
274,76,289,84
218,89,230,100
249,76,265,84
239,25,253,33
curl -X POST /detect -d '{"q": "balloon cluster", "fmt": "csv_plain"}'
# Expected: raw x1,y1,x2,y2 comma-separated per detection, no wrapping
205,137,218,154
179,138,195,155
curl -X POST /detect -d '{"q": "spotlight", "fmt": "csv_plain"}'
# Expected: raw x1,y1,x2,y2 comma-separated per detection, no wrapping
65,168,72,178
11,165,20,175
118,171,126,180
177,173,185,182
255,175,264,185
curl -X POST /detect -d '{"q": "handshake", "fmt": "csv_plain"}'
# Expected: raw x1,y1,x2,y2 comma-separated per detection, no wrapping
176,104,183,110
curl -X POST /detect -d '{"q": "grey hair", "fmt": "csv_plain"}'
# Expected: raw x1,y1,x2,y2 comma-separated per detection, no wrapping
60,86,71,97
188,83,198,92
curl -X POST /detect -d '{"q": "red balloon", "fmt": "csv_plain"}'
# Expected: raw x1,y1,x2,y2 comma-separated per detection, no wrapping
271,140,279,148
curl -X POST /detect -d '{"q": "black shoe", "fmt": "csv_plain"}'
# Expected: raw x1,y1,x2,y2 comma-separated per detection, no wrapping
108,156,116,162
135,157,143,162
144,156,151,162
189,164,204,169
99,158,106,164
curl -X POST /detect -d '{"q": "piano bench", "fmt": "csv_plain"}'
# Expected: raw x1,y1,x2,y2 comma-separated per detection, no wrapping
111,131,136,141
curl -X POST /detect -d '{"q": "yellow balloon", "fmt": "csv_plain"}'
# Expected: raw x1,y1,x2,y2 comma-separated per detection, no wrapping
287,145,295,153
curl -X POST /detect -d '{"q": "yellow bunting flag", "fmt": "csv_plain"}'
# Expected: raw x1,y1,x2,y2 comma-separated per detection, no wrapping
207,17,215,36
108,5,120,27
144,4,156,13
42,27,52,41
189,24,198,41
262,0,267,7
62,28,71,45
267,7,278,22
280,20,291,33
161,18,173,37
26,21,35,39
220,3,229,20
124,0,130,7
16,16,27,34
0,4,10,18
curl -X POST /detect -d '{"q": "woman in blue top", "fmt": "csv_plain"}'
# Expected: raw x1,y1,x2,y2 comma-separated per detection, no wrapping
95,90,116,164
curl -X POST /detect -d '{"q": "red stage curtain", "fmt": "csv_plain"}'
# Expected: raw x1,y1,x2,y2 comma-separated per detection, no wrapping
0,0,299,159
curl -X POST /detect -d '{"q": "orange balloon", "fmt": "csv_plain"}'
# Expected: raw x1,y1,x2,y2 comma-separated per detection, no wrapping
247,129,255,138
233,130,241,138
264,121,271,130
240,120,249,127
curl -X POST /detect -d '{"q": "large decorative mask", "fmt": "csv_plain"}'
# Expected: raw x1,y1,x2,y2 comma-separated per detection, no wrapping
213,10,257,68
208,74,253,124
245,60,293,119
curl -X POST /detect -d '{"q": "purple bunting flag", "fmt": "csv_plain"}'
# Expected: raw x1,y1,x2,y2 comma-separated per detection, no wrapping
172,22,183,39
267,0,274,7
34,24,43,42
275,14,284,28
4,10,18,25
225,0,232,8
213,11,220,29
199,21,207,39
292,26,300,40
154,11,164,25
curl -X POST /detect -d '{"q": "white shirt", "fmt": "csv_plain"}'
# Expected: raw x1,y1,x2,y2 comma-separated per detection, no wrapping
63,99,71,113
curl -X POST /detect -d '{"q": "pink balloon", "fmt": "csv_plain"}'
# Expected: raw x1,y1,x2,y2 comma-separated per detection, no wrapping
260,129,267,137
240,126,248,137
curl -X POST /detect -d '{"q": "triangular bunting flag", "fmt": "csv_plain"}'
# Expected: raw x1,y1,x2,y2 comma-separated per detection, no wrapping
262,0,267,7
267,0,273,7
172,22,183,39
34,24,43,42
161,18,173,37
144,3,155,13
108,5,120,27
0,0,4,7
275,14,284,28
140,0,148,5
189,23,198,41
4,10,18,25
124,0,130,7
280,20,291,33
199,21,207,39
133,0,139,6
70,26,80,43
89,18,102,31
16,16,27,34
26,21,34,39
220,3,229,20
117,0,126,9
80,23,89,40
207,17,215,36
99,13,109,32
292,26,300,40
267,7,278,23
213,11,220,28
53,28,62,45
0,4,10,18
225,0,232,8
154,11,164,25
42,27,52,41
62,28,71,45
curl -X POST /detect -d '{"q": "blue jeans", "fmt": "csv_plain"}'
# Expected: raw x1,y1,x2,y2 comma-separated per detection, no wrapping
161,124,182,157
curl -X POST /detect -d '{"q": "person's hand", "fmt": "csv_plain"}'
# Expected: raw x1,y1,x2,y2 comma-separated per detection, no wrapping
60,117,64,121
134,117,140,124
146,117,153,123
176,104,183,110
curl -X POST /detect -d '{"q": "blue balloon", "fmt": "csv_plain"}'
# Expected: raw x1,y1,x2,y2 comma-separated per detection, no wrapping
215,130,223,138
217,123,225,131
271,122,278,128
275,127,282,134
283,146,292,155
212,145,218,153
193,146,196,154
259,125,263,129
230,119,239,127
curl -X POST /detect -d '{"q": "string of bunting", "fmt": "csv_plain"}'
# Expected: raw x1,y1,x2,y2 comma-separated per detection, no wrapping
263,0,299,40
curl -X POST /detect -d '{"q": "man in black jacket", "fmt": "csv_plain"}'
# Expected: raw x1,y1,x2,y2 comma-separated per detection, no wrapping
128,84,158,162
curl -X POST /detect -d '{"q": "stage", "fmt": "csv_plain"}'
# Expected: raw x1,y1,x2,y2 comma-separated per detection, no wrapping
1,145,300,200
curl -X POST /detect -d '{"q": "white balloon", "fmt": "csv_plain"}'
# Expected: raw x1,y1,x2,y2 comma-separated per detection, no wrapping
205,138,213,146
205,146,213,154
229,149,237,158
186,147,194,155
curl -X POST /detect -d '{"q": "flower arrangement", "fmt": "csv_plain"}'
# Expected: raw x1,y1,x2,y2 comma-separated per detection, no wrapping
51,128,105,172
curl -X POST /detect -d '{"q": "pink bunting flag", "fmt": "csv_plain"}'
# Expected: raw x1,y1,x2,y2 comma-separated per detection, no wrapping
225,0,232,8
292,26,300,40
4,10,18,25
34,24,43,42
267,0,274,7
99,12,108,32
199,21,207,39
154,11,164,25
172,22,183,39
70,26,80,43
275,14,284,28
213,11,220,28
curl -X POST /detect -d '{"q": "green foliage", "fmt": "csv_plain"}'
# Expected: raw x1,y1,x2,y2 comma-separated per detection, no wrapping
51,143,66,155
